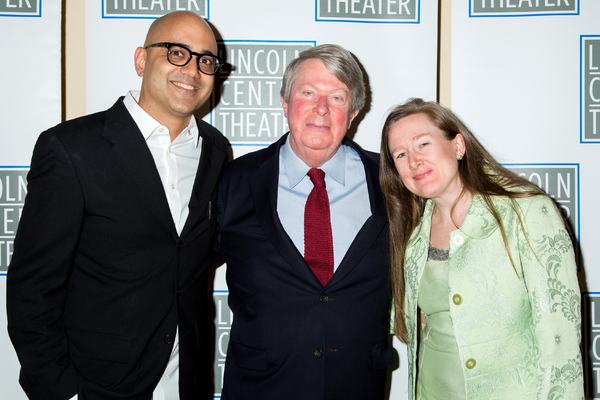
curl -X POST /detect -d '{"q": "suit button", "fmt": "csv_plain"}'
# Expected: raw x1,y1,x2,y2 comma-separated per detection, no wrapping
177,241,184,249
176,288,184,295
452,294,463,305
320,294,329,303
314,348,323,357
164,335,173,344
465,358,476,369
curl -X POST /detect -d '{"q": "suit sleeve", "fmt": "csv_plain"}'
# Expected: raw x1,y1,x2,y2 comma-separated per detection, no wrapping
518,196,584,399
6,130,82,400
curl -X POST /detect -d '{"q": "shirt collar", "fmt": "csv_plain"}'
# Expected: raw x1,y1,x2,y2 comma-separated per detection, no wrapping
281,135,346,188
123,90,200,147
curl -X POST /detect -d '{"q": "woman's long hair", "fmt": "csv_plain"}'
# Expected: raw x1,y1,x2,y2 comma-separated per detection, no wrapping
380,98,545,343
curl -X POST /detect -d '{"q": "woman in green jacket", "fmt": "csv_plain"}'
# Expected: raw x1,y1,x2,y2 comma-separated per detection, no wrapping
380,98,583,399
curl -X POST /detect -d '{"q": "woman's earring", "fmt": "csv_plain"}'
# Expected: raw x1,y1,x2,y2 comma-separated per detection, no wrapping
457,154,463,161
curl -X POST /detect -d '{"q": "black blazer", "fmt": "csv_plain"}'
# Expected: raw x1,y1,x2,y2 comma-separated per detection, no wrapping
215,134,393,400
6,98,228,400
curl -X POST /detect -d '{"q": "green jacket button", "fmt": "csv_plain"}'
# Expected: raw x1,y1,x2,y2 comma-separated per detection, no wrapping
452,294,463,305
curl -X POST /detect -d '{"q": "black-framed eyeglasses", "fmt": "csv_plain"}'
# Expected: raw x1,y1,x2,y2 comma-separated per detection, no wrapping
145,42,222,75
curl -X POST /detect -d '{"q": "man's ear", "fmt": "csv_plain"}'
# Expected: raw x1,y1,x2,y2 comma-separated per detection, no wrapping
134,47,146,77
281,95,289,119
348,108,360,128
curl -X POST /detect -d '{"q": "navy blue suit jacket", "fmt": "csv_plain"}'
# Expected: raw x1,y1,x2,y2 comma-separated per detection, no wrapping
215,134,392,400
7,98,228,400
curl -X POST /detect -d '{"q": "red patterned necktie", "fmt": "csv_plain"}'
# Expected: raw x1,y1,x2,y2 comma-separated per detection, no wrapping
304,168,334,286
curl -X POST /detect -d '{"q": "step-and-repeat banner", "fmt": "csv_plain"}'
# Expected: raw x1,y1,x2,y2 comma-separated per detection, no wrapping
452,1,599,398
0,1,62,399
85,0,438,398
8,1,600,399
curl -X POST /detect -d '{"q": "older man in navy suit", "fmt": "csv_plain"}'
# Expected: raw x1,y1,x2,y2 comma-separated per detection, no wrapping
215,44,392,400
7,11,228,400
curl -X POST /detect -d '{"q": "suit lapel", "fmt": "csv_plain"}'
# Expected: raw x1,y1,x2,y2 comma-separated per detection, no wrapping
248,136,316,283
327,140,388,287
180,121,227,238
102,99,178,239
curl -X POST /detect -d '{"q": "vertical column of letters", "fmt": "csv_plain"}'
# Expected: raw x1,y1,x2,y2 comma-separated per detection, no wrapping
213,292,232,395
582,37,600,142
0,169,28,273
584,294,600,398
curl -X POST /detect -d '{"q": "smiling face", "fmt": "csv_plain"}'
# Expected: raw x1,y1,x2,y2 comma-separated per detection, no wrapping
281,58,359,168
134,12,217,132
388,113,465,204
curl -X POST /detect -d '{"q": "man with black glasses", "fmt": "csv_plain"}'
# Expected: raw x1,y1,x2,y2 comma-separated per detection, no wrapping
7,11,228,400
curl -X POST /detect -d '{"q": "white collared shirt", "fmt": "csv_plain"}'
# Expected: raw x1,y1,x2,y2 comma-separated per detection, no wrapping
124,91,202,235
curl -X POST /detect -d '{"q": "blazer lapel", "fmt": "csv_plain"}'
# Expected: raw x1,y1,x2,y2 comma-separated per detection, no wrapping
327,141,388,287
102,99,178,239
180,121,228,238
248,136,316,283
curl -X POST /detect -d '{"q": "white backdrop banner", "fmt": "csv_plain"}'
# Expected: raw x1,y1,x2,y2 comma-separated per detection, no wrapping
452,0,598,398
0,1,62,399
85,0,438,398
5,0,599,398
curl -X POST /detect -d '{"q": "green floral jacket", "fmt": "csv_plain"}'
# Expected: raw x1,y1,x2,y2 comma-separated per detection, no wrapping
403,194,583,399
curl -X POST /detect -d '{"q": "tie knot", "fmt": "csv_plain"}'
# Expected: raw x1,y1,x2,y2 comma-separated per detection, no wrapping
307,168,326,188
